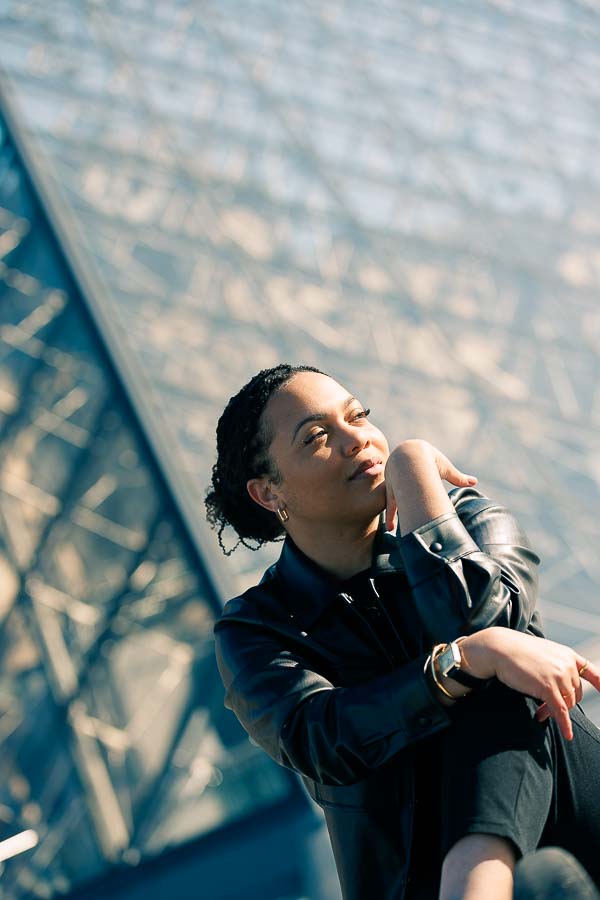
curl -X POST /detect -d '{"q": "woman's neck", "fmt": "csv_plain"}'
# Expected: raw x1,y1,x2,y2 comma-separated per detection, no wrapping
286,516,381,581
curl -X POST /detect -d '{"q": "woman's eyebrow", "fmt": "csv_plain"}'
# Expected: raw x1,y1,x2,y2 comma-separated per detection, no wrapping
291,395,358,443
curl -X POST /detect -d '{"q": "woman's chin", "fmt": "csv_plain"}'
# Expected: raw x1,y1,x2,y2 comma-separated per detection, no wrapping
357,484,387,519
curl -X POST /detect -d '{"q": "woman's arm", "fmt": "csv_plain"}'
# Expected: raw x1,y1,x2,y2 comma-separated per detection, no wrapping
215,614,600,788
434,626,600,741
384,440,541,641
215,615,451,785
383,442,599,740
384,438,475,534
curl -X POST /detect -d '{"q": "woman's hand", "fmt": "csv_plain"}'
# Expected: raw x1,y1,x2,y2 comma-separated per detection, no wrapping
459,627,600,741
384,439,478,533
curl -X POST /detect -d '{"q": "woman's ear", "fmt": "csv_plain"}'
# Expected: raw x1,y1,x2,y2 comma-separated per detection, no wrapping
246,477,280,514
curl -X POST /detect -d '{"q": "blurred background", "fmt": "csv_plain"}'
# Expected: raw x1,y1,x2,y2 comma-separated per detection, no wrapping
1,1,599,898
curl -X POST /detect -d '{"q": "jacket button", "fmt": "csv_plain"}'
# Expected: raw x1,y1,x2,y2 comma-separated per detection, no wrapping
418,715,431,728
430,541,443,553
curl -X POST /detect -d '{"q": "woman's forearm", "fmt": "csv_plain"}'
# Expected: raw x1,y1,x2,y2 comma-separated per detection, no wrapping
432,627,600,741
385,439,479,535
385,440,455,535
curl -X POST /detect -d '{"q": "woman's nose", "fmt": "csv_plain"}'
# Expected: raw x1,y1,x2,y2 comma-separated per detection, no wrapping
339,427,369,457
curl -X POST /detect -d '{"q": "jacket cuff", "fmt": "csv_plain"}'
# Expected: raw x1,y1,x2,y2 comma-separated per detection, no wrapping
398,512,480,589
359,655,451,746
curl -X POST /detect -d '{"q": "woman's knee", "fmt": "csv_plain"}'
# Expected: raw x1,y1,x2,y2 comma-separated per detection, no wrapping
439,834,516,900
513,848,600,900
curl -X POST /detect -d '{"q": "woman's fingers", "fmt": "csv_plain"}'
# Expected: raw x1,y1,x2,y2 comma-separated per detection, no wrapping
447,468,478,487
535,666,588,739
535,663,597,739
535,661,592,733
577,657,600,692
535,691,574,741
387,440,477,491
554,703,574,741
476,629,597,743
430,447,478,487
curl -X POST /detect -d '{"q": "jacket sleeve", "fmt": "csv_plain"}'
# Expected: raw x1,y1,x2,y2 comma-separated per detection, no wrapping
214,614,451,786
397,485,541,644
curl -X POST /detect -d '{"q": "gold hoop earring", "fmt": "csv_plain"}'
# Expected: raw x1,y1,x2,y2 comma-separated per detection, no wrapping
276,507,289,524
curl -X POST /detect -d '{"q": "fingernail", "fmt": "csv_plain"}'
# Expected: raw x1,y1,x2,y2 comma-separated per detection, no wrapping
468,476,477,483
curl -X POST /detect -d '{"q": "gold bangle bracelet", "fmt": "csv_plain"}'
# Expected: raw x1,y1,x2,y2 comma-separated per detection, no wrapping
430,643,468,700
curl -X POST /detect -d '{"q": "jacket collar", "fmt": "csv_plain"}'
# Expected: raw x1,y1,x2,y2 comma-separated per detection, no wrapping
274,517,406,631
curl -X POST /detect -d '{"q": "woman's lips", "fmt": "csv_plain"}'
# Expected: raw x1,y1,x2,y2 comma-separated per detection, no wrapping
349,461,384,480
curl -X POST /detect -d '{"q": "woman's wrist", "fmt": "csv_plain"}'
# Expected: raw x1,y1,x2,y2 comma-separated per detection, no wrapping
424,654,456,707
426,632,500,705
458,629,500,680
427,645,471,705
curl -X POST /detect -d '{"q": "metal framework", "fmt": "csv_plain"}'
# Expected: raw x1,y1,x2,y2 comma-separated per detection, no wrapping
0,95,300,899
1,0,600,893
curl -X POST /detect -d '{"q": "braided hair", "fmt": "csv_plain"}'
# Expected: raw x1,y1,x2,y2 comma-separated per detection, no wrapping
205,363,325,554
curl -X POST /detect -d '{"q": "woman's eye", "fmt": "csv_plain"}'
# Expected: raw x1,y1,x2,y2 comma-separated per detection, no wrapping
302,410,370,445
304,429,327,445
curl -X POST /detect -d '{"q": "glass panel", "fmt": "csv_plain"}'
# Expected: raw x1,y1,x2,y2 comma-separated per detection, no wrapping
0,108,294,900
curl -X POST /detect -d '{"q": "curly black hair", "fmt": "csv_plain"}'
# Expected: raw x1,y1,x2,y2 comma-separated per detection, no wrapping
205,363,326,554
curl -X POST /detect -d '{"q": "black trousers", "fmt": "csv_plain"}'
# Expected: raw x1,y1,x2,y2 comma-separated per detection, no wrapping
405,680,600,899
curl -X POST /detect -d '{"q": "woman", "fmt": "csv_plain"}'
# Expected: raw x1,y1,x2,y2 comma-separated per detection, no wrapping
206,363,600,900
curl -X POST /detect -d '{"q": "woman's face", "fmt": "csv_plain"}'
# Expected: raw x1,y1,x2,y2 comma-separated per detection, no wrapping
247,371,390,532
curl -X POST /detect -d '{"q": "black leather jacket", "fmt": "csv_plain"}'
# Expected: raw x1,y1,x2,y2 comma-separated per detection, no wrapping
214,487,542,899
